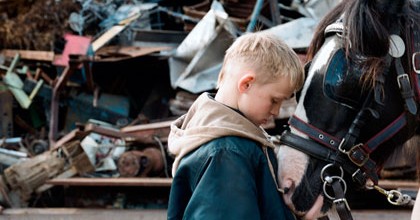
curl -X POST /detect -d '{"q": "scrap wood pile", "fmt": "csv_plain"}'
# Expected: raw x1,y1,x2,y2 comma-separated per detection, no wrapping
0,0,80,51
0,120,173,208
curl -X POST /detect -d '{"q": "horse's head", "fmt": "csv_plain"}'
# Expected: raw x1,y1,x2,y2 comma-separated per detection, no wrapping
277,0,420,218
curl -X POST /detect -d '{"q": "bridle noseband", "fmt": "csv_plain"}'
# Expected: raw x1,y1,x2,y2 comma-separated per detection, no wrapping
280,18,420,220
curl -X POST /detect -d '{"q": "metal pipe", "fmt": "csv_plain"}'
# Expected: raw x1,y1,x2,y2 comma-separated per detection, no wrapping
246,0,265,32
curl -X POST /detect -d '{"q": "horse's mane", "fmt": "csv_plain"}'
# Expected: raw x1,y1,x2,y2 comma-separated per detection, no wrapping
306,0,420,88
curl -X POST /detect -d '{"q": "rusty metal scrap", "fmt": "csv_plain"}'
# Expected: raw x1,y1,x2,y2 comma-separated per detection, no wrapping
0,137,29,167
51,120,172,178
54,119,170,150
0,87,13,138
117,148,164,177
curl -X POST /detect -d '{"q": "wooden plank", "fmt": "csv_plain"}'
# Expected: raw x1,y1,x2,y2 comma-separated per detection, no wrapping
44,175,417,190
0,208,412,220
1,49,54,62
91,13,140,52
45,177,173,187
52,129,87,149
378,179,419,189
91,26,126,52
329,210,411,220
121,120,172,133
95,46,172,61
2,208,167,220
84,123,128,139
36,167,79,194
121,120,172,144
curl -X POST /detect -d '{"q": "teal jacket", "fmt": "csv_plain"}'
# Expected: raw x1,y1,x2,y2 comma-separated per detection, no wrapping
167,93,295,220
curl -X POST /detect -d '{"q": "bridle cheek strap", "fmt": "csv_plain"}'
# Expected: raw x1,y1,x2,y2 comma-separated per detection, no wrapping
279,130,376,186
281,112,406,220
332,180,353,220
409,20,420,100
287,113,408,184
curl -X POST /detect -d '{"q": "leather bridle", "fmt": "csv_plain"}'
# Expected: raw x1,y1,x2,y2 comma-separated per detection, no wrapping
279,18,420,220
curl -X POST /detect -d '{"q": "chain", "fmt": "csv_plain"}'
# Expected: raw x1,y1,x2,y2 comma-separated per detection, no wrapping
372,185,415,207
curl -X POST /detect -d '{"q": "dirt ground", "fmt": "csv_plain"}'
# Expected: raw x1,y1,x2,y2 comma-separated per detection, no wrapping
0,208,413,220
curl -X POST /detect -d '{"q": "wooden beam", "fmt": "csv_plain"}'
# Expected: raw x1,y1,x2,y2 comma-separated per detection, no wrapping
84,123,128,139
121,120,173,132
91,13,140,52
94,46,172,62
378,179,419,189
121,120,172,144
46,177,172,187
52,128,87,149
1,49,54,62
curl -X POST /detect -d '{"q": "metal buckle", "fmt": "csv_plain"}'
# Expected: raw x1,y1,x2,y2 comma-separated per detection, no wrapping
338,139,370,166
347,144,369,167
333,198,351,211
397,73,410,89
338,138,347,153
413,52,420,74
351,168,366,185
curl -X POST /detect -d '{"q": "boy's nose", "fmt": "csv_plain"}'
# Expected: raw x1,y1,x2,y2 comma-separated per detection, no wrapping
271,106,280,117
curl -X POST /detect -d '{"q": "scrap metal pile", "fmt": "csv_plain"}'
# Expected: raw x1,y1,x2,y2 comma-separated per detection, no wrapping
0,0,415,209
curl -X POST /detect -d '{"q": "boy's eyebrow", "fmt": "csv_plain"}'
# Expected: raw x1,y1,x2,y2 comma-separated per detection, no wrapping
272,94,287,100
274,92,294,100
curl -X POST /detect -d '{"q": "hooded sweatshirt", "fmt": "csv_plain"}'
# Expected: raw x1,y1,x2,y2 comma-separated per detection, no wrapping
168,92,275,176
167,92,295,220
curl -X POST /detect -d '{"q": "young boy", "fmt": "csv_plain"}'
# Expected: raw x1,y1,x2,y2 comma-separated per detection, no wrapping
167,31,305,220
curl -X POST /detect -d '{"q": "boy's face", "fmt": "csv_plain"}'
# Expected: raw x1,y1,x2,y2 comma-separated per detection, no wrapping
238,75,294,126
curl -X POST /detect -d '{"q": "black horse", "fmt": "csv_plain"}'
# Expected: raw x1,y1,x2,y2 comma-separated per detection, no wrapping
276,0,420,219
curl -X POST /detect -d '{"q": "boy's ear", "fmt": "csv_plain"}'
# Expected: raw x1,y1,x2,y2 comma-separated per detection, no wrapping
238,74,255,93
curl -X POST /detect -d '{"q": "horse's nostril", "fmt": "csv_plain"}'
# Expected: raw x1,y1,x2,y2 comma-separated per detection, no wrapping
282,178,293,188
281,179,296,195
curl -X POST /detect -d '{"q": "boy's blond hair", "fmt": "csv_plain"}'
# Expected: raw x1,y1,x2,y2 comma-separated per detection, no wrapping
217,31,304,91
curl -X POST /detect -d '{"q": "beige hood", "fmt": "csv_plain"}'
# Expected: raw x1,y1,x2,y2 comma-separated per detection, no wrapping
168,93,275,176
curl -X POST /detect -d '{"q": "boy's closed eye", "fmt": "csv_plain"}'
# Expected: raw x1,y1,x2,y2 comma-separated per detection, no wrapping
289,92,296,99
